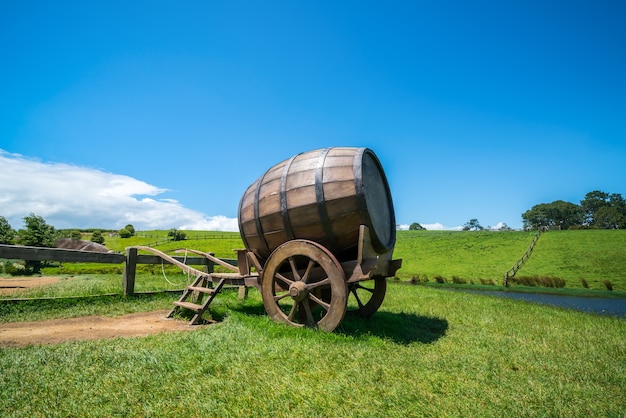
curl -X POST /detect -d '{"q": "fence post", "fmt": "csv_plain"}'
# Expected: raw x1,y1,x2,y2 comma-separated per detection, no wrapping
123,247,138,296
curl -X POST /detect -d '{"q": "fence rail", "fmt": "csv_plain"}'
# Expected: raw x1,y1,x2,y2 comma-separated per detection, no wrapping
0,244,237,296
503,227,548,286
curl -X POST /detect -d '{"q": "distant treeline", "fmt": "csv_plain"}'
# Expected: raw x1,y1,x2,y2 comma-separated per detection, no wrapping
522,190,625,230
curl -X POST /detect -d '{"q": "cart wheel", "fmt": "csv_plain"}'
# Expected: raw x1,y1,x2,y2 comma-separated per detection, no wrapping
261,240,347,331
347,277,387,318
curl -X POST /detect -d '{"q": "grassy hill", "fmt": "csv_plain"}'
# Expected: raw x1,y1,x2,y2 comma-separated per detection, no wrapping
99,228,626,292
19,228,623,293
394,229,626,291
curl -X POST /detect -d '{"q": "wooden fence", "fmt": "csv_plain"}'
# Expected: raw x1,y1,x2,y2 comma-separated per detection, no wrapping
0,244,236,296
503,227,548,286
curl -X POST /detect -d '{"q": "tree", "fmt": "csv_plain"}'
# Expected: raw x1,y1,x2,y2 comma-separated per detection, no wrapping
608,194,626,229
19,213,57,247
18,214,57,274
409,222,426,231
594,206,626,229
71,230,82,240
580,191,626,229
118,228,132,238
0,216,15,244
522,200,582,230
124,224,135,236
498,223,513,231
580,190,610,226
91,230,105,245
168,228,186,241
463,219,483,231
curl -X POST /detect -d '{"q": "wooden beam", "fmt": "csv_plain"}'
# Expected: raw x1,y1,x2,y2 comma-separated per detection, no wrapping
123,247,138,296
175,249,239,272
0,244,125,263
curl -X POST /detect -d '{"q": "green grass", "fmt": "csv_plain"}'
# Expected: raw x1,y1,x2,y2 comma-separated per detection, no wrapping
0,292,177,323
1,283,624,417
3,229,625,295
105,230,244,258
395,230,536,281
0,273,190,300
518,230,626,288
394,229,626,291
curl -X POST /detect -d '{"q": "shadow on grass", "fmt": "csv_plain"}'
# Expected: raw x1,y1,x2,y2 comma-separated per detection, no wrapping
338,312,448,344
230,302,448,345
2,293,447,345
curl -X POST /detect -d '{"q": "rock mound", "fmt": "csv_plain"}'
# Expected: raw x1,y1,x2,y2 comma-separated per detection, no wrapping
55,238,112,253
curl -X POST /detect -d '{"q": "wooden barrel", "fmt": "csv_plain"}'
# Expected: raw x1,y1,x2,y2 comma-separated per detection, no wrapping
238,147,396,262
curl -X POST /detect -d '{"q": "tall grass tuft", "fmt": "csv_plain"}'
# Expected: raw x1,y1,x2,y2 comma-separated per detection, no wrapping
602,280,613,291
510,276,566,288
451,275,467,284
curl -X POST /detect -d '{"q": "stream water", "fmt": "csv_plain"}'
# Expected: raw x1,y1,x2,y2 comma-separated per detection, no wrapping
453,289,626,317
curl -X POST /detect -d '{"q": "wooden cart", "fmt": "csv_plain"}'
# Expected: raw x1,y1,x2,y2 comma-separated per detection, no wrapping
136,224,400,332
145,147,401,332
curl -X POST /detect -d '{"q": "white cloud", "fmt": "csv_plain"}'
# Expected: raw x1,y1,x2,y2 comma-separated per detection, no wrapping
421,223,463,231
396,222,463,231
0,150,239,231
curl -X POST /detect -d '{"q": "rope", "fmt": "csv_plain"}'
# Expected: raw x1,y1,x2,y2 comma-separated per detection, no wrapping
161,248,197,286
161,259,184,286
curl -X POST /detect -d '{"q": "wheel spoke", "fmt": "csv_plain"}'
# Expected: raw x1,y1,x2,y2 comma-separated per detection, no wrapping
288,257,301,281
307,277,330,290
309,293,330,311
351,288,365,309
274,291,291,302
275,272,294,287
301,259,316,283
354,283,374,294
302,301,316,327
287,301,298,321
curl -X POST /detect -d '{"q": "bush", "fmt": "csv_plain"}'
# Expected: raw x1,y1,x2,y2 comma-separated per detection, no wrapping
118,228,132,238
433,275,446,284
4,260,33,276
124,224,135,236
602,280,613,291
580,278,589,288
91,230,105,245
168,229,186,241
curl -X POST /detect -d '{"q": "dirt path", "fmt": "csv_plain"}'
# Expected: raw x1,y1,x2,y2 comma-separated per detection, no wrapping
0,276,211,347
0,310,210,347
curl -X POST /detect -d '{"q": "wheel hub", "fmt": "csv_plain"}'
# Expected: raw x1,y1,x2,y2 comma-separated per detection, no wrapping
289,281,309,302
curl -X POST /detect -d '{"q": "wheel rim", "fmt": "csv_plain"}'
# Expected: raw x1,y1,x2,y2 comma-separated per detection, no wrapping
347,277,386,318
261,240,347,331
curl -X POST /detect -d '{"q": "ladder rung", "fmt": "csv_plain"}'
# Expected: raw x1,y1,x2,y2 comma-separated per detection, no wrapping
173,301,203,312
187,286,215,294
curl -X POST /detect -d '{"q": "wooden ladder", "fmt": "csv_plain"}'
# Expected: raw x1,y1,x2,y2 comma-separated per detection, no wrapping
167,276,226,325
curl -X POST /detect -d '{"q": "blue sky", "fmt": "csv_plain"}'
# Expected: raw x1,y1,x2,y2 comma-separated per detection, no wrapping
1,1,624,231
